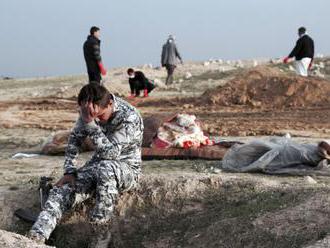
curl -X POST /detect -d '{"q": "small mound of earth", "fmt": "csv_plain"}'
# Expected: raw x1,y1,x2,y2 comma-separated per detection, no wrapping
0,230,53,248
201,66,330,108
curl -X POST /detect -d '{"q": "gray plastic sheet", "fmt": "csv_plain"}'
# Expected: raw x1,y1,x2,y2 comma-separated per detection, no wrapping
221,137,330,175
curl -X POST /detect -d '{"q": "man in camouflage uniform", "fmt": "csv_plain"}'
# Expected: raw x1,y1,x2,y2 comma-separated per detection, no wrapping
29,83,144,242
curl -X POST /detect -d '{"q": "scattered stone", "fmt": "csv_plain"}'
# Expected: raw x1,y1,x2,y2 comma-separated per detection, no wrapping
289,65,295,71
253,60,258,67
319,62,325,69
142,64,153,69
153,78,166,89
212,168,222,174
312,69,325,78
249,100,262,107
218,67,225,73
284,133,291,139
203,61,210,66
316,53,324,59
185,72,192,80
305,176,317,185
0,230,53,248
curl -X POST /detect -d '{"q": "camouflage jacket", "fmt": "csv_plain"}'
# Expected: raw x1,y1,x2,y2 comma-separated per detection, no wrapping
63,95,144,175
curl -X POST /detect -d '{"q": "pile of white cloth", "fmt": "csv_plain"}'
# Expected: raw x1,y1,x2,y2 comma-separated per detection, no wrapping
152,114,213,149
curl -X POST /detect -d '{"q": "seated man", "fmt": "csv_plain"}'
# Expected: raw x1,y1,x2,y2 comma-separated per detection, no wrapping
29,83,144,243
127,68,155,97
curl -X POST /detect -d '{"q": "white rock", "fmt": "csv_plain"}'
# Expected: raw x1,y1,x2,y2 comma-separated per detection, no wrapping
253,60,258,67
272,58,282,64
185,72,192,80
142,64,153,69
203,61,210,66
316,53,324,59
209,58,216,64
153,78,166,88
284,133,291,139
289,65,295,71
305,176,317,184
217,59,223,64
178,79,184,83
312,69,325,78
236,60,244,68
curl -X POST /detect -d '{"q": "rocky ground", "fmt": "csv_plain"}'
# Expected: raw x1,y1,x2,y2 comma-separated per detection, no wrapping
1,57,330,247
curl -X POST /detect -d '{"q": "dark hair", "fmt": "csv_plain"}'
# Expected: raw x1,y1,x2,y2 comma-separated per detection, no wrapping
298,27,306,34
127,68,134,74
90,26,100,35
78,83,113,108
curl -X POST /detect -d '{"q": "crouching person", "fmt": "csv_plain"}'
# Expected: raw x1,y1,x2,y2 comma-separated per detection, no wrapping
29,83,144,243
127,68,155,98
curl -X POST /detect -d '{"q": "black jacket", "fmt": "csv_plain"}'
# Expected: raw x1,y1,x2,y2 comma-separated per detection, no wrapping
289,35,314,60
129,71,155,95
83,35,102,73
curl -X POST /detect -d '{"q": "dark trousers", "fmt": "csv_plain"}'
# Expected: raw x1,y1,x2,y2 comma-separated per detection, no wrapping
129,80,155,96
165,64,176,85
88,71,101,84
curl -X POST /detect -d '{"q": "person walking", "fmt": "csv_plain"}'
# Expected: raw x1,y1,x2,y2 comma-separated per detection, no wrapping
283,27,314,77
83,26,107,83
161,35,183,85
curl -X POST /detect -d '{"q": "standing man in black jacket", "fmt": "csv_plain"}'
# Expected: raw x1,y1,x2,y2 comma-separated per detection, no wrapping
83,26,107,83
283,27,314,77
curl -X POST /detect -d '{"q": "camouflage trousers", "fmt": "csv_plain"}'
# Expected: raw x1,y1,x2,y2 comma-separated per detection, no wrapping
30,159,139,240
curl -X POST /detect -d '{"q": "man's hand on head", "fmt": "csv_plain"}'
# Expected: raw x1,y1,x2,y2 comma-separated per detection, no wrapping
54,174,76,188
80,102,98,124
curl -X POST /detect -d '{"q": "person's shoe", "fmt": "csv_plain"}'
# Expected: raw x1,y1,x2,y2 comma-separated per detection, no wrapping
28,231,46,244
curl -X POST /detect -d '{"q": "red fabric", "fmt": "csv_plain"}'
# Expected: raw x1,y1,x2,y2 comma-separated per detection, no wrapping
153,137,171,148
183,141,194,149
308,59,313,70
143,89,148,97
98,62,107,75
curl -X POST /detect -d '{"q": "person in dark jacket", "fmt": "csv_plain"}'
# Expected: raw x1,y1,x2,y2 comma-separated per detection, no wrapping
283,27,314,77
161,35,183,85
127,68,155,98
83,26,107,83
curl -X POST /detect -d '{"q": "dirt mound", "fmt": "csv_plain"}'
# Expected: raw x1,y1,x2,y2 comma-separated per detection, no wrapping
0,230,53,248
201,66,330,108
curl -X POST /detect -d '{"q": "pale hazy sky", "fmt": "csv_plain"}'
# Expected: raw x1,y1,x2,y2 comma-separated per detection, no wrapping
0,0,329,78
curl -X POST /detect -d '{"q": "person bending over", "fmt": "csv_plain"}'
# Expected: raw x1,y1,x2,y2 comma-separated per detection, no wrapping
127,68,155,98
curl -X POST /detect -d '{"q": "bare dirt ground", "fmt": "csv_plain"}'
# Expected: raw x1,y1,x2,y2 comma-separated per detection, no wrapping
1,58,330,248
